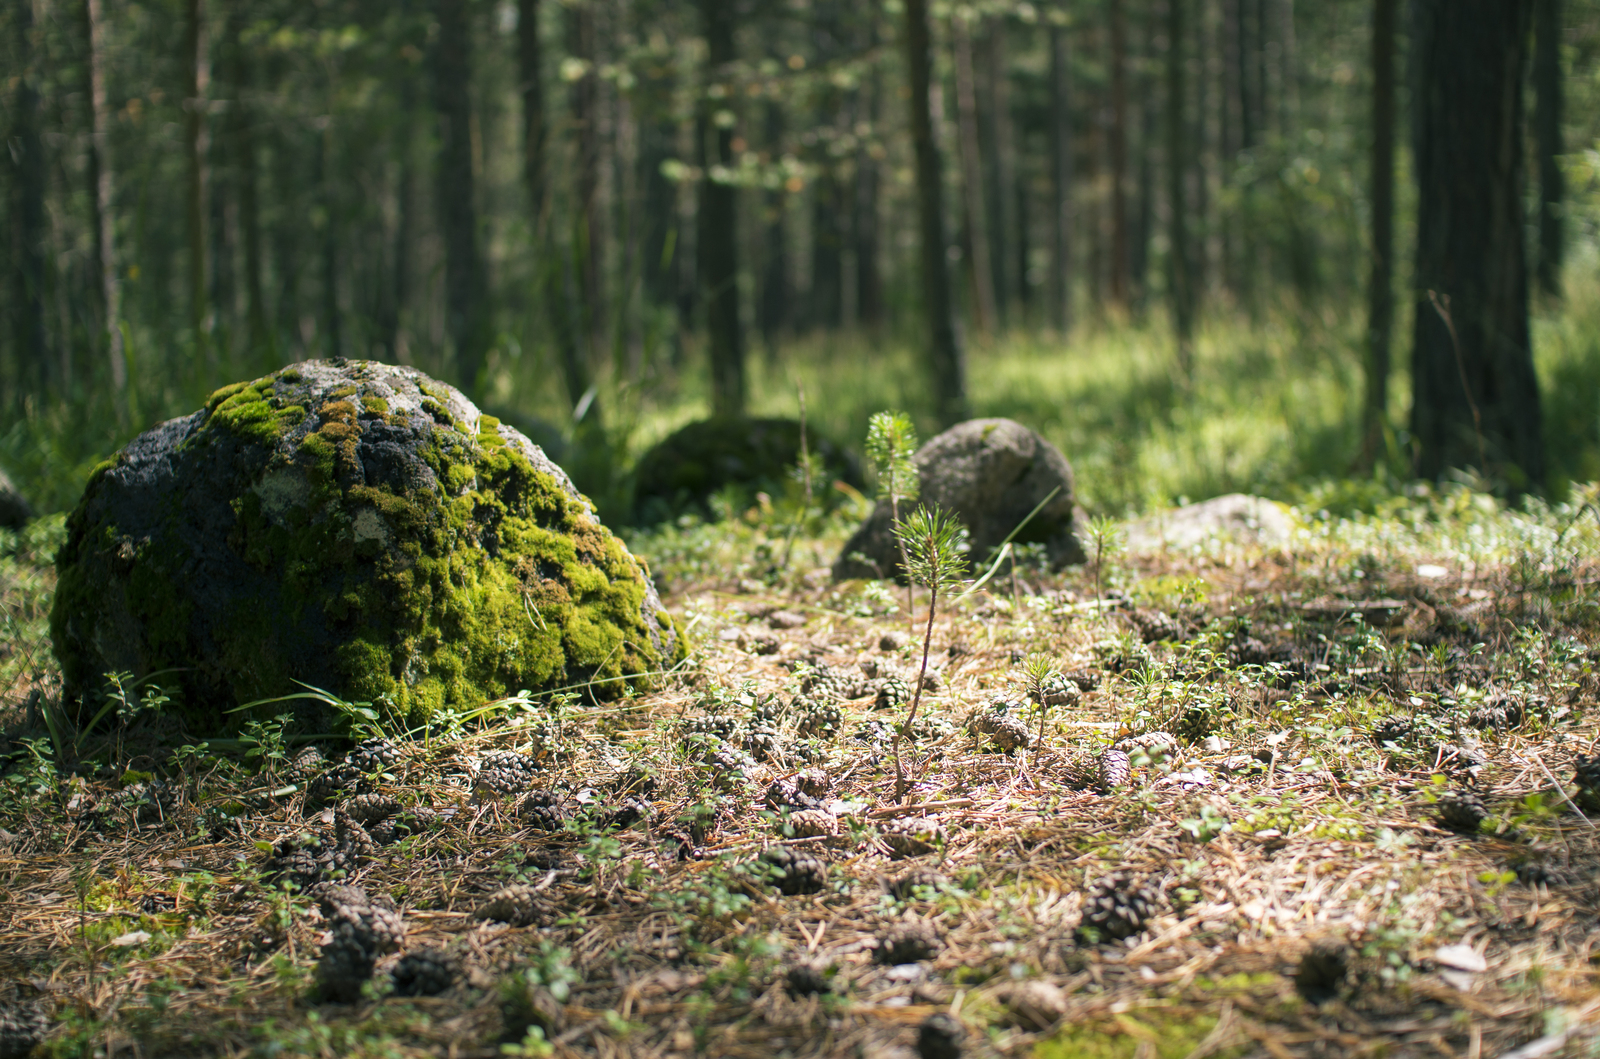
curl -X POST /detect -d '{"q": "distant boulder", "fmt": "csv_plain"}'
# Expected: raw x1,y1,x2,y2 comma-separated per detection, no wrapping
632,416,861,523
834,417,1085,581
0,467,34,530
1123,494,1294,552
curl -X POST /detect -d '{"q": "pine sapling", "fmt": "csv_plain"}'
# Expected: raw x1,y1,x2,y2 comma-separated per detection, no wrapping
892,505,968,802
1022,653,1058,750
866,411,920,633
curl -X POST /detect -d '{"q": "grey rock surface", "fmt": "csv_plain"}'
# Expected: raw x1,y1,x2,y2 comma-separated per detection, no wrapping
1123,493,1294,552
833,418,1085,581
0,467,34,530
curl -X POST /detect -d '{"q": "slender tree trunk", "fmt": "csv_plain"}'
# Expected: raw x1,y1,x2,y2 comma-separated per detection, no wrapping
904,0,966,425
12,0,49,395
984,20,1017,321
1534,0,1563,297
84,0,124,394
856,26,884,333
811,171,843,329
1132,6,1156,309
435,0,485,391
1359,0,1397,469
229,14,267,365
1167,0,1194,374
567,3,603,358
1049,22,1072,334
698,0,744,417
317,124,341,360
1409,0,1542,491
184,0,210,356
518,0,546,231
1108,0,1132,310
952,16,996,335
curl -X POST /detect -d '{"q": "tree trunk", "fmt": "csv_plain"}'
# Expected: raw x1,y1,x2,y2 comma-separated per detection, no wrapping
317,123,341,361
229,12,268,365
1049,22,1072,334
1409,0,1543,491
811,170,843,330
759,105,788,351
1534,0,1563,297
11,0,49,394
1167,0,1194,373
1108,0,1131,310
855,34,884,333
84,0,124,394
567,2,604,358
903,0,966,425
1359,0,1396,469
434,0,485,391
698,0,744,417
518,0,546,230
983,20,1017,322
184,0,210,355
952,16,996,335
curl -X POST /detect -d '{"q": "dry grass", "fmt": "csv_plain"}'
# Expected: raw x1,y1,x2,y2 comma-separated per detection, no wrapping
2,497,1600,1059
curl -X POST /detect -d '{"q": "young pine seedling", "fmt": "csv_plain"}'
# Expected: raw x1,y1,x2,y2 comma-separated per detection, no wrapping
866,411,920,632
1085,514,1125,616
892,505,969,802
1021,653,1059,751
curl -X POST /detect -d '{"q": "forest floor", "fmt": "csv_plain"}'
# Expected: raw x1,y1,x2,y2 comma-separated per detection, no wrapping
2,488,1600,1059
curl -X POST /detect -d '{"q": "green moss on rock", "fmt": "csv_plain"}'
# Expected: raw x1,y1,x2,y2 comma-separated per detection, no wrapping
51,359,683,733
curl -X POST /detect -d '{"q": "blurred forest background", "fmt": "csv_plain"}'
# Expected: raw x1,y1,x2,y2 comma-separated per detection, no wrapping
6,0,1600,522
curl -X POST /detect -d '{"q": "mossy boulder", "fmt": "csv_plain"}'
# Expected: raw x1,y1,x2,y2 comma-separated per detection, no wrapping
51,360,683,732
0,466,34,529
632,416,861,523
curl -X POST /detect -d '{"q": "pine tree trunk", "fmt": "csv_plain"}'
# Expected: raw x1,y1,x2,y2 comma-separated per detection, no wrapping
1534,0,1563,297
855,42,884,332
184,0,210,356
1359,0,1396,469
518,0,546,230
698,0,744,417
903,0,966,425
759,97,788,350
84,0,124,394
229,12,267,366
1108,0,1131,310
317,124,341,361
12,0,49,394
1409,0,1543,491
984,21,1017,322
567,3,604,358
1167,0,1195,373
1049,22,1072,334
434,0,484,391
952,16,996,335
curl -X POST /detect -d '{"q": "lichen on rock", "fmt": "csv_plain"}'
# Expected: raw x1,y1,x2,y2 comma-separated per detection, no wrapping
51,360,683,732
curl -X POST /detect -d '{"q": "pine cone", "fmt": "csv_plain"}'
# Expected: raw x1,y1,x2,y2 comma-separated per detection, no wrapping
517,790,569,832
475,750,540,797
1063,669,1100,692
707,745,756,790
764,777,825,814
391,948,461,997
1571,754,1600,813
794,698,843,738
759,847,828,895
1371,715,1415,747
307,762,369,806
1113,731,1178,757
882,817,945,859
1098,749,1132,791
1077,871,1161,942
743,724,783,763
917,1012,966,1059
887,867,949,900
333,808,379,862
284,745,327,788
1060,753,1102,791
0,1002,50,1059
1131,608,1184,644
970,700,1031,753
346,737,400,777
795,768,832,800
475,883,547,927
786,809,839,838
343,793,402,828
1034,673,1081,709
313,883,405,955
874,921,940,964
315,934,377,1003
875,675,912,711
264,834,329,890
801,664,868,703
784,963,833,997
1435,789,1490,834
